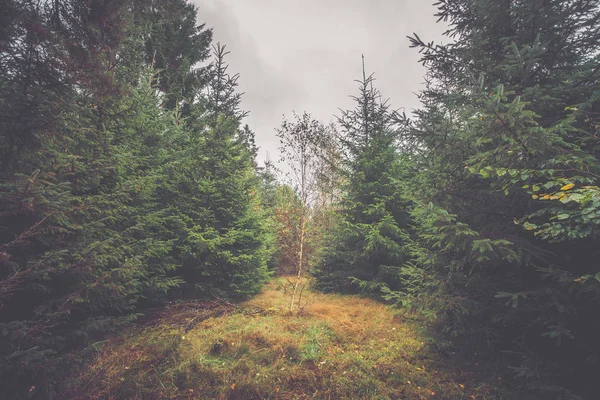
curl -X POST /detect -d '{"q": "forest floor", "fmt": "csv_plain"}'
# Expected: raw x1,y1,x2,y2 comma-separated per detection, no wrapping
62,277,527,399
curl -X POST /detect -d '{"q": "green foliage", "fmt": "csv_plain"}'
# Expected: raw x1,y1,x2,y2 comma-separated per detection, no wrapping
140,0,213,113
5,1,600,399
313,65,412,293
0,1,269,398
162,112,270,299
399,1,600,398
271,185,304,275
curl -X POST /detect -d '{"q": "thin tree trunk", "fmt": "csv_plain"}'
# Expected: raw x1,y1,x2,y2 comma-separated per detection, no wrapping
289,213,306,313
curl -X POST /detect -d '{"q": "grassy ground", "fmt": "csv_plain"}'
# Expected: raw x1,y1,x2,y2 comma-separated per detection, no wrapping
62,277,523,399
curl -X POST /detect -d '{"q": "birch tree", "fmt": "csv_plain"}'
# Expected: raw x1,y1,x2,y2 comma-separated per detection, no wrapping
276,112,329,312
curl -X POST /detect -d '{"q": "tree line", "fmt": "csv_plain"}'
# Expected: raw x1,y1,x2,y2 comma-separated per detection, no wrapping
1,1,270,397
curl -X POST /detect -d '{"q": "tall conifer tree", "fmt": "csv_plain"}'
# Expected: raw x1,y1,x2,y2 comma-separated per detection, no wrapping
314,59,412,293
404,1,600,397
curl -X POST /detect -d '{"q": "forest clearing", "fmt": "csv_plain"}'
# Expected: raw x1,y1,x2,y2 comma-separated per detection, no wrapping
61,277,524,400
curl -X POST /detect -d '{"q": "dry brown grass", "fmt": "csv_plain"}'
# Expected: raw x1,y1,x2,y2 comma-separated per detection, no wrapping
62,277,520,399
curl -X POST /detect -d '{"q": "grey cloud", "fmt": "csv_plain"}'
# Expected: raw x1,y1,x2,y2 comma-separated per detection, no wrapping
192,0,447,163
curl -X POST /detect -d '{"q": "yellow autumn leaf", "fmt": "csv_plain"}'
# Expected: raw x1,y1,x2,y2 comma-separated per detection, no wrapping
542,194,551,200
560,183,575,191
532,194,539,199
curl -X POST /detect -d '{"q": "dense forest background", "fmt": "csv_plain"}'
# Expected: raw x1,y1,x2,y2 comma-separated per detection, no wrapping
1,1,599,399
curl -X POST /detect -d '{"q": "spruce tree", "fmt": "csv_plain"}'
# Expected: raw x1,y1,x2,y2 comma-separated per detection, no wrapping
159,46,269,299
140,0,213,113
405,1,600,397
0,2,216,397
314,60,412,293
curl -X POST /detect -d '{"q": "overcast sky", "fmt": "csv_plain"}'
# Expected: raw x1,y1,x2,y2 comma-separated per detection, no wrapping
192,0,447,164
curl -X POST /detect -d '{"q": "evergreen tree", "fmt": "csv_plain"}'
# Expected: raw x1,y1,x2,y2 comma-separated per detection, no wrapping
140,0,213,113
404,1,600,397
314,60,412,293
205,43,249,126
256,155,280,272
0,16,184,400
0,2,269,397
0,2,140,397
158,46,269,299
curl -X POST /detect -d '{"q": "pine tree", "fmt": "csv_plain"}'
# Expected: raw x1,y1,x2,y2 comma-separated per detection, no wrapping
256,155,280,272
140,0,213,113
158,46,269,299
313,59,412,293
0,2,217,397
205,43,249,126
405,1,600,397
0,2,139,396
